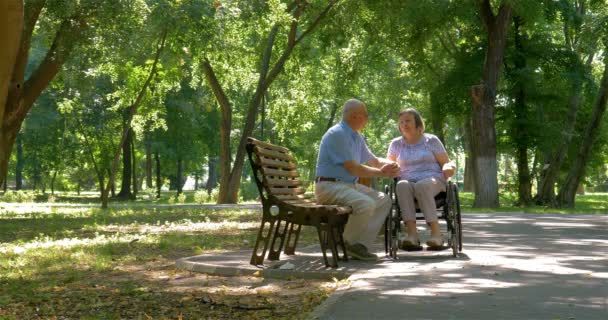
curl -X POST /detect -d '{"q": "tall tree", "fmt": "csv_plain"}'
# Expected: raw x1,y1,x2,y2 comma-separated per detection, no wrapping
558,45,608,207
469,0,512,207
101,29,167,208
0,0,24,187
0,0,142,188
535,0,596,206
202,0,339,203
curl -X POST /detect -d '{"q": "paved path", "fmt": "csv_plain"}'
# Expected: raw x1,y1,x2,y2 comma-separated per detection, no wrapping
176,213,607,319
309,213,608,320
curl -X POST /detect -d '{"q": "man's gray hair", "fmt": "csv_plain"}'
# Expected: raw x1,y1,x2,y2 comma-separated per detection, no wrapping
341,98,366,118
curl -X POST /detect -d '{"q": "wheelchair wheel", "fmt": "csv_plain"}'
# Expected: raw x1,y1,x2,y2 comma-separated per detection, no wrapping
384,184,400,259
454,185,463,252
447,182,462,257
384,185,391,255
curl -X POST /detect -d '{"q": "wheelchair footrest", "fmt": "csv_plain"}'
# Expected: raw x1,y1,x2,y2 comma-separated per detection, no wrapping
401,245,423,251
426,245,449,251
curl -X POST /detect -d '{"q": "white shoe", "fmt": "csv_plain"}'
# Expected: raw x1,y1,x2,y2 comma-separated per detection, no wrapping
401,233,421,250
426,234,444,248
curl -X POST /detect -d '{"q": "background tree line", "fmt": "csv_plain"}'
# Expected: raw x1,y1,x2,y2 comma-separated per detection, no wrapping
1,0,607,208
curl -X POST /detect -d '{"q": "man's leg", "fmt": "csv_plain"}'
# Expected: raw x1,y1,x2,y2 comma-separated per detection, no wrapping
353,183,391,247
315,181,385,249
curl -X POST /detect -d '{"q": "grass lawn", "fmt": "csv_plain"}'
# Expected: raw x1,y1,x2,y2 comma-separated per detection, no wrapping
1,190,606,319
458,192,608,214
0,206,332,319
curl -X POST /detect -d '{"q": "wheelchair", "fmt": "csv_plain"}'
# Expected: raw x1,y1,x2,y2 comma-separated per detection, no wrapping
384,178,463,258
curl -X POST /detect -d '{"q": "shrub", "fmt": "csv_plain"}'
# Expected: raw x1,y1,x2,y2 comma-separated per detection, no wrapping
1,190,36,203
193,190,208,204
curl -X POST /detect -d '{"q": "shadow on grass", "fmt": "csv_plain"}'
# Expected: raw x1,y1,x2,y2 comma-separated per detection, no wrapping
0,207,261,243
0,229,326,320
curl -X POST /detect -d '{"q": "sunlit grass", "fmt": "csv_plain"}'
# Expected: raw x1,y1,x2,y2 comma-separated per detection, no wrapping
0,206,323,319
458,192,608,214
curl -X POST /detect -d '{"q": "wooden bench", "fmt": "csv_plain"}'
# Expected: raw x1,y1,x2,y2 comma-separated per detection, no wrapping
245,137,352,268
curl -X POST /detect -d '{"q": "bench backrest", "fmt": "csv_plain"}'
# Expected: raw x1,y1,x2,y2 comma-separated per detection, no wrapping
246,137,312,204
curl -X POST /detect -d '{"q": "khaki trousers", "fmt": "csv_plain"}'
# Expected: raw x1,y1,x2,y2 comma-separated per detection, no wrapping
395,177,446,223
315,181,391,249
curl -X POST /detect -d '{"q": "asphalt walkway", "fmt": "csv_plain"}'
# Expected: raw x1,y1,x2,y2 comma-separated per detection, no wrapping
177,213,608,320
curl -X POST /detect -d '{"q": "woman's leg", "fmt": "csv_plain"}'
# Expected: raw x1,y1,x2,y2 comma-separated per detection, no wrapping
413,177,446,245
395,180,420,245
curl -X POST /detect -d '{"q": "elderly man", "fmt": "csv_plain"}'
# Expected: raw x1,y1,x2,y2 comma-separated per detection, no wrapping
315,99,400,261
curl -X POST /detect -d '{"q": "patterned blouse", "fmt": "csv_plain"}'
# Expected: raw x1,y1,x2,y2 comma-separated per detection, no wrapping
387,133,447,182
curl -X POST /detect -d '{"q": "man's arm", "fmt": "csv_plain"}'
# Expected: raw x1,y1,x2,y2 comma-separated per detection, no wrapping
343,159,399,178
368,157,396,169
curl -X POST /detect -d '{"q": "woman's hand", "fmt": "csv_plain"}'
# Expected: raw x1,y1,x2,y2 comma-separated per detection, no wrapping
381,162,400,178
442,162,455,179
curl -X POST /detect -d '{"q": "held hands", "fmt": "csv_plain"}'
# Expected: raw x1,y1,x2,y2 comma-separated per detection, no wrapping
380,162,400,178
442,162,455,179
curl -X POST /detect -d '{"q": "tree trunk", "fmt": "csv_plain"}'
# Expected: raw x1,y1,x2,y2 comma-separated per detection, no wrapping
131,132,137,197
201,59,232,202
50,170,57,195
511,16,532,205
145,140,152,189
326,102,339,132
98,173,104,197
108,168,115,198
176,158,183,195
469,1,511,208
557,52,608,208
206,156,218,195
155,152,161,199
463,118,475,192
117,123,133,199
429,94,445,143
0,0,23,188
15,132,23,190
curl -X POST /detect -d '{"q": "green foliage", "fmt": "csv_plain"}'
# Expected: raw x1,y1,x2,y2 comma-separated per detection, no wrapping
7,0,608,208
0,191,37,203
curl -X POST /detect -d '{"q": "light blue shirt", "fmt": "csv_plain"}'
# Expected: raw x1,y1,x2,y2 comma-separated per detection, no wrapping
316,120,376,183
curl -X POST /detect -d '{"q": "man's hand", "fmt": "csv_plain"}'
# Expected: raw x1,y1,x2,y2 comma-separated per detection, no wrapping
442,162,455,179
380,162,400,178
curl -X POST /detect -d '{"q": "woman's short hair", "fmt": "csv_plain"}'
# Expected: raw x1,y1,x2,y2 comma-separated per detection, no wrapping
399,108,425,131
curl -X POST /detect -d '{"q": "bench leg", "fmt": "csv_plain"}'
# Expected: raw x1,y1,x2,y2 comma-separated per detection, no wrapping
337,223,348,262
283,223,301,255
250,217,277,266
327,225,340,268
268,219,288,260
316,226,331,267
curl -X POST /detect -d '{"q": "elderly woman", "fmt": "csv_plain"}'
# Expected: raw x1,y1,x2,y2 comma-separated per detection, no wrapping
387,108,456,249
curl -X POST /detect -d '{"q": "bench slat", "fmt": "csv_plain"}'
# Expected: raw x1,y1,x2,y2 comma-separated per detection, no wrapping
282,203,352,215
258,156,296,170
264,178,304,187
273,194,313,201
269,187,306,195
261,167,299,178
254,146,294,162
248,137,290,153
